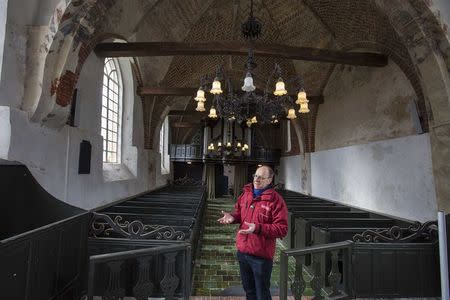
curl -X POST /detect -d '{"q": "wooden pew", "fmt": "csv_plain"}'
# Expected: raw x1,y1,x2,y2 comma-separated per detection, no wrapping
104,205,199,216
294,218,396,249
102,212,195,227
285,207,356,248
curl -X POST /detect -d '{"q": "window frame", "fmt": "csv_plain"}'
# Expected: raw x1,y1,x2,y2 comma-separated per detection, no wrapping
159,116,170,174
101,57,123,164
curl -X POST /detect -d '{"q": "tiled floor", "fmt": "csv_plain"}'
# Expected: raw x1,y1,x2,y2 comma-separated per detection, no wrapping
192,196,290,296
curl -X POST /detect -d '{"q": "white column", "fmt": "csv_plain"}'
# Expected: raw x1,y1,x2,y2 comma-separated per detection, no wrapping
438,211,449,300
0,0,7,83
22,26,49,116
203,126,210,155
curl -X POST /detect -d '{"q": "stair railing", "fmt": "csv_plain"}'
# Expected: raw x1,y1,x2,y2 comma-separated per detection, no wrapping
87,243,191,300
279,240,354,300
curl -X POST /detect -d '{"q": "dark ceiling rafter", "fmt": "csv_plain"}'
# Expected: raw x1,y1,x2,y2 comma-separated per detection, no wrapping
168,110,205,116
172,122,200,128
94,41,388,67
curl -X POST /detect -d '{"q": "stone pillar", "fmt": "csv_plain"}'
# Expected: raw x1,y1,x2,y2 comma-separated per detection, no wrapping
22,26,48,116
203,126,210,155
430,124,450,212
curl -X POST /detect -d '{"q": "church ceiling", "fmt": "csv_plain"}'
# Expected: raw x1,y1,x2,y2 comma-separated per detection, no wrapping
95,0,431,146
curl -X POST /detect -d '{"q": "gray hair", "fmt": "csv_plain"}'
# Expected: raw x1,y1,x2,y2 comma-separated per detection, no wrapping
258,165,274,178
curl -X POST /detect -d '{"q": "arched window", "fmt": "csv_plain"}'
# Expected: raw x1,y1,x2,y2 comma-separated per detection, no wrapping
101,58,122,163
159,116,169,174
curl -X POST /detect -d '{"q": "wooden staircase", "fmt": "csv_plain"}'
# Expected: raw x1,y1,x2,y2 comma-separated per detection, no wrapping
192,196,291,297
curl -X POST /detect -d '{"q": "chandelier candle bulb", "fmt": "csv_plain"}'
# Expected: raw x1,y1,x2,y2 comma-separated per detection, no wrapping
210,78,223,94
237,142,242,147
194,88,206,102
295,91,307,104
196,101,205,112
251,116,257,123
226,142,232,147
218,142,222,147
242,72,256,92
287,108,297,119
274,78,287,96
299,99,310,113
208,107,218,118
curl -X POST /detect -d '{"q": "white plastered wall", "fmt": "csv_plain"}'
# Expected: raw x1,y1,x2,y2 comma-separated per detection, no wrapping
311,134,437,222
0,19,170,209
279,59,437,222
278,154,311,195
0,44,160,209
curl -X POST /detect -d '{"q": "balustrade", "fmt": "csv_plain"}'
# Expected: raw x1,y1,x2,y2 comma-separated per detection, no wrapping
87,244,191,300
279,241,353,300
170,144,281,163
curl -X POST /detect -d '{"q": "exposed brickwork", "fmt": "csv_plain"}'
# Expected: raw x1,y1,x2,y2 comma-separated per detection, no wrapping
138,0,436,150
42,0,118,122
296,103,319,153
54,0,447,149
55,71,77,107
301,0,430,132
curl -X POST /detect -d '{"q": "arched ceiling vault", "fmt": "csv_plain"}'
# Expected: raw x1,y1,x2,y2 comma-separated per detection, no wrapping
98,0,435,148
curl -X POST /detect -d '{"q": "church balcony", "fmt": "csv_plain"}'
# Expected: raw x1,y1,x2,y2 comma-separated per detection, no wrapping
170,144,281,164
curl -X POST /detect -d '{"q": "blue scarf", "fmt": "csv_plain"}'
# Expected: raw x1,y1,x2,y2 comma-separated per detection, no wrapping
253,186,271,198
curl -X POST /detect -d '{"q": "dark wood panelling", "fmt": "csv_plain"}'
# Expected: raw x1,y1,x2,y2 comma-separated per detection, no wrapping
0,165,84,240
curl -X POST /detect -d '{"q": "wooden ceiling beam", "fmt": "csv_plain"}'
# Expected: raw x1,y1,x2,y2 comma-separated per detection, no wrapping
138,87,197,96
168,110,204,116
172,122,199,128
95,42,388,67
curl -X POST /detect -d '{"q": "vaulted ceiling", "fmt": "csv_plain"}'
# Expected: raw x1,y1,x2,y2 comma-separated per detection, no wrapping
98,0,430,148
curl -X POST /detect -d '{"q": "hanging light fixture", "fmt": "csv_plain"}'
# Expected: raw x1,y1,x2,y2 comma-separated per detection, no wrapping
208,106,218,118
296,90,310,113
194,87,206,102
193,0,309,125
286,108,297,119
299,98,310,113
242,72,256,92
196,101,205,112
274,78,288,96
210,77,223,95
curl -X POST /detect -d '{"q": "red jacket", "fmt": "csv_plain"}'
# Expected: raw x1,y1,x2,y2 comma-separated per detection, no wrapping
231,183,288,260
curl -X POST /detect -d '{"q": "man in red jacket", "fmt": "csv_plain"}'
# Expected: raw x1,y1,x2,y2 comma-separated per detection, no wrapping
218,165,288,300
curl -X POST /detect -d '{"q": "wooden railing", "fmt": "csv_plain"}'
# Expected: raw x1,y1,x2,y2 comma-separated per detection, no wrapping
279,241,354,300
87,243,191,300
170,144,281,163
1,213,90,300
279,223,440,299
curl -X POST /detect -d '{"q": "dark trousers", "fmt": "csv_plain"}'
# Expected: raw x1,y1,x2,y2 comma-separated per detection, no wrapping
237,251,273,300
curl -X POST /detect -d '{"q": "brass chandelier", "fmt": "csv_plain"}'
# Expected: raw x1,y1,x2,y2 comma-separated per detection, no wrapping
193,0,310,127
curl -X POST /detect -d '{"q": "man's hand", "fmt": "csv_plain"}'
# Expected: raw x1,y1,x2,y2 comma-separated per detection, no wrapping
238,221,256,234
218,211,235,224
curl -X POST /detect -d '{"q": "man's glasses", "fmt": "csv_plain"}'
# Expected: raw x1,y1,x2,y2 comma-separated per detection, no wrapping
253,174,269,180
